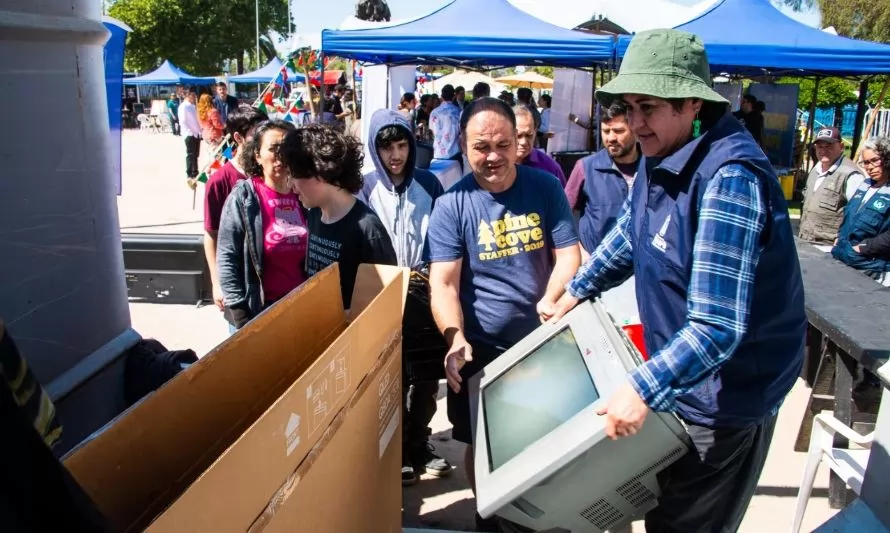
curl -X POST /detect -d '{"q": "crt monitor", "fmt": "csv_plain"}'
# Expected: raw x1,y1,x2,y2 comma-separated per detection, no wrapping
469,300,691,533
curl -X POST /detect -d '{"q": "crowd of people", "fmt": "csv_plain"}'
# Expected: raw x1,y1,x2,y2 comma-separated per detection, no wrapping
187,27,890,533
797,126,890,285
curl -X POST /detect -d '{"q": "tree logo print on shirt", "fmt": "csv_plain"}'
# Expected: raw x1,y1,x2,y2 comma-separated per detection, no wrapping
477,212,545,261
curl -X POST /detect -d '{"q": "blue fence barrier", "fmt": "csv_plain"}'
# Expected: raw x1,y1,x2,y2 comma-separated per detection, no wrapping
799,105,858,138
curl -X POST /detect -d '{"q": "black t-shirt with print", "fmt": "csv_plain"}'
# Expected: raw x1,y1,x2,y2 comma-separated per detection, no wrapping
305,200,397,309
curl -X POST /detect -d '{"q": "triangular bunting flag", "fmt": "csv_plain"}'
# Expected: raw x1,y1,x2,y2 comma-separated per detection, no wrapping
257,102,268,114
210,159,222,170
284,112,295,124
263,92,274,106
222,146,234,160
197,172,208,184
286,59,297,72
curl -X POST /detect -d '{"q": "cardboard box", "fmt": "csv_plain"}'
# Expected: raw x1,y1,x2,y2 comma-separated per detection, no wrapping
64,264,408,533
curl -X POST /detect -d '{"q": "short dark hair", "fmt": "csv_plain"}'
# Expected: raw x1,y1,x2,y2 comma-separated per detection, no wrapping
376,125,411,149
441,84,455,100
540,94,551,107
239,120,296,178
401,92,416,105
742,94,758,105
472,82,490,98
279,124,365,194
460,97,515,134
216,81,227,88
335,84,346,93
455,86,465,93
755,100,766,113
420,94,432,105
600,100,629,124
225,104,268,137
517,87,533,101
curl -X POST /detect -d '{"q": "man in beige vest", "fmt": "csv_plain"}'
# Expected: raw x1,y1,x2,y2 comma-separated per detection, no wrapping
798,127,865,244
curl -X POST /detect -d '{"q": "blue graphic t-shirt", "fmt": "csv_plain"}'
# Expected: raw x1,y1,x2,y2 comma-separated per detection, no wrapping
427,165,579,347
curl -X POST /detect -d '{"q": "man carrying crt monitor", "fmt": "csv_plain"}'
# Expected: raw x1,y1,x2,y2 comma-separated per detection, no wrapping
548,29,806,532
427,97,580,532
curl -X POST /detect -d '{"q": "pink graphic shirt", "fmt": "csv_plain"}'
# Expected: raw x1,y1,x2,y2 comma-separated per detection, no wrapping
252,177,308,302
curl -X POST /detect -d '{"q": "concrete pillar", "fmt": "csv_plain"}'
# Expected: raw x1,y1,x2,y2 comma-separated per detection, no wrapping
0,0,135,452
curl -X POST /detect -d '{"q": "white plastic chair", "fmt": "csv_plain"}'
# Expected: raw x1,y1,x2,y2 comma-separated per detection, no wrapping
791,412,874,533
136,113,152,132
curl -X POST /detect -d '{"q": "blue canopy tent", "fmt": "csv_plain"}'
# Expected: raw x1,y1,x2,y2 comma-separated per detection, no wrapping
616,0,890,76
321,0,615,68
124,60,216,86
228,57,306,84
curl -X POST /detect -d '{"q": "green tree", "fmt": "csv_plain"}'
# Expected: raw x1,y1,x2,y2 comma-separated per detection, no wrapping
781,0,890,43
777,77,857,108
529,66,555,79
355,0,391,22
109,0,289,75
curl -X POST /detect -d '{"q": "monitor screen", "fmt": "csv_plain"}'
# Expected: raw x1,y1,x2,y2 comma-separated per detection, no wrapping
482,327,600,471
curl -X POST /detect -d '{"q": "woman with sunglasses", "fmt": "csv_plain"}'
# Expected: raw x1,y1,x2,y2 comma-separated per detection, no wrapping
832,136,890,285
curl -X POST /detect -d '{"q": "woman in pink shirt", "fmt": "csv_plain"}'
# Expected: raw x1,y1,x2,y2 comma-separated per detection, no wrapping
216,120,309,331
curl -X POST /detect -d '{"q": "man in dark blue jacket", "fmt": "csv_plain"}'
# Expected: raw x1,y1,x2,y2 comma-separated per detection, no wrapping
564,100,640,261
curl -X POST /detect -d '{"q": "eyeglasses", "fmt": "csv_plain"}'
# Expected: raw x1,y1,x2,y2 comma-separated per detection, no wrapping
861,156,882,168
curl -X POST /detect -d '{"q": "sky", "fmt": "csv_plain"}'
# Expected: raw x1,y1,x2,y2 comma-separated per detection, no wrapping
288,0,821,37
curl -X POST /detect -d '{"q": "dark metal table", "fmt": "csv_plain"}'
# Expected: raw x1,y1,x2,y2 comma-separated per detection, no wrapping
795,240,890,508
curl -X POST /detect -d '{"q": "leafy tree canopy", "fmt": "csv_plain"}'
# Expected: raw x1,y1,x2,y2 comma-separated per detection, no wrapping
355,0,391,22
781,0,890,43
777,77,858,108
109,0,289,75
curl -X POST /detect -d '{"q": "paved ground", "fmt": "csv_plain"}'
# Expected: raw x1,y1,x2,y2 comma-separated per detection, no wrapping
123,129,838,532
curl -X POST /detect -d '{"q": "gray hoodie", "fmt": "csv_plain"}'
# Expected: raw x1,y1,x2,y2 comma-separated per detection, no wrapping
359,109,444,268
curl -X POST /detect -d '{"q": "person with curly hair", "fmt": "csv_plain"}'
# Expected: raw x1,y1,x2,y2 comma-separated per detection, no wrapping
217,120,307,331
197,93,224,148
279,124,397,309
832,136,890,285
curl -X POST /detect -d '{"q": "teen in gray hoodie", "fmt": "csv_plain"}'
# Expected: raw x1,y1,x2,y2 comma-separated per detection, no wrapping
359,108,451,485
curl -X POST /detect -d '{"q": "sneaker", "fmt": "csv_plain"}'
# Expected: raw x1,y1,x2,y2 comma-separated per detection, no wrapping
411,442,453,478
401,457,417,486
474,511,500,532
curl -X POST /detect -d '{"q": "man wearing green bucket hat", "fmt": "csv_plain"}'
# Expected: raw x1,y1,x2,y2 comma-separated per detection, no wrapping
547,29,806,531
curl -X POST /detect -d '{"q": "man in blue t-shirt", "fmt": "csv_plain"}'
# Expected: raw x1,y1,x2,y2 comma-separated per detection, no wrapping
427,97,580,531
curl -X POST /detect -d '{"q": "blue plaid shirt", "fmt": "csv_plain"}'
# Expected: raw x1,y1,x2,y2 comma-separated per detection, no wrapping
566,164,767,412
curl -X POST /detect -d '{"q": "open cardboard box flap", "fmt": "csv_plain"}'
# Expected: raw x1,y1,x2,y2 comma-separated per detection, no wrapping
64,264,409,532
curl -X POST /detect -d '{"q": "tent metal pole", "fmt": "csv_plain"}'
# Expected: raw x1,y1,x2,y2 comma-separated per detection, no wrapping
851,79,869,157
803,77,820,171
255,0,261,68
856,78,890,162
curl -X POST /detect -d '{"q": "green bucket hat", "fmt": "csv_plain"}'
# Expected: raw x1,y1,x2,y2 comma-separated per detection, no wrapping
597,29,728,106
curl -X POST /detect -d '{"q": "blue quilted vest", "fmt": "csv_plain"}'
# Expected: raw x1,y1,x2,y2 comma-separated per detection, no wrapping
579,149,633,253
831,182,890,275
630,115,806,428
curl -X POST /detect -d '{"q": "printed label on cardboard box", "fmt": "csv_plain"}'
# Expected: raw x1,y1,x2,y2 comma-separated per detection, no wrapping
377,354,400,458
305,343,351,437
285,413,301,456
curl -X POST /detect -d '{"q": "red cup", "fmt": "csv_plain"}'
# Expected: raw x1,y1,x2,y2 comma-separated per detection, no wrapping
621,323,648,361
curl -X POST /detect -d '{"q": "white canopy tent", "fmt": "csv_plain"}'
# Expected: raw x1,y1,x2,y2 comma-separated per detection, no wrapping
426,70,505,96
